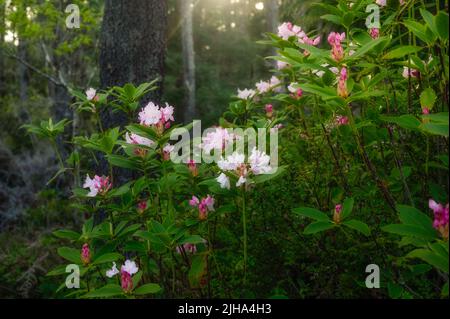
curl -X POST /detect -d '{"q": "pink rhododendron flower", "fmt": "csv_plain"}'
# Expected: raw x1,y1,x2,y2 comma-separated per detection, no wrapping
277,22,304,40
189,195,200,207
402,66,419,78
201,127,236,153
106,260,138,292
288,82,303,98
376,0,386,7
176,243,197,254
190,195,215,220
328,32,345,62
80,243,91,265
256,80,271,94
337,67,349,98
299,34,321,56
138,101,175,133
429,199,449,240
399,0,405,5
121,271,133,293
85,88,97,101
237,88,256,100
83,174,112,197
422,107,430,115
369,28,380,39
277,60,289,70
335,115,349,126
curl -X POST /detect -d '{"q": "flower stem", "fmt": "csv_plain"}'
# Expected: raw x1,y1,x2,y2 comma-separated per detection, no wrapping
242,191,247,286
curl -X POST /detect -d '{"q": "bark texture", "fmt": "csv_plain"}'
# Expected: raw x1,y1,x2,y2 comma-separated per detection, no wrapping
99,0,168,129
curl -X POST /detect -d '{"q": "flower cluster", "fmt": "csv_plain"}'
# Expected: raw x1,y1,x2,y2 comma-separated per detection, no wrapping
216,147,272,189
106,260,139,293
255,76,281,94
429,199,449,240
138,101,174,132
328,32,345,62
200,127,236,153
237,88,256,100
189,195,215,220
83,174,112,197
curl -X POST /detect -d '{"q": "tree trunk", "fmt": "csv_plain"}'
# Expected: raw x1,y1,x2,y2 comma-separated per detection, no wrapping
0,0,5,97
99,0,168,184
99,0,167,129
267,0,279,65
179,0,196,123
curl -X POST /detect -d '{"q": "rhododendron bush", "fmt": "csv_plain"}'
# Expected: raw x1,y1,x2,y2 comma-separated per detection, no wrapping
24,0,448,299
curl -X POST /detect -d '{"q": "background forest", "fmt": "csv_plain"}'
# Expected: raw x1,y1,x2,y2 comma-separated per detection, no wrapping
0,0,448,299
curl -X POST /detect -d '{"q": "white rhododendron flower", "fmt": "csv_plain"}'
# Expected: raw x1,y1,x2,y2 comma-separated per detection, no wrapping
121,260,139,275
161,103,175,122
139,102,162,126
216,173,231,189
237,88,256,100
125,132,155,147
201,127,235,153
218,152,245,171
106,262,120,278
256,80,271,94
288,82,299,93
85,88,97,101
236,175,247,187
249,147,272,175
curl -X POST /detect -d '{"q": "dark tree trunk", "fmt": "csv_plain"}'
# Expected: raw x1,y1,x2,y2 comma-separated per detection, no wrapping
99,0,168,184
99,0,168,129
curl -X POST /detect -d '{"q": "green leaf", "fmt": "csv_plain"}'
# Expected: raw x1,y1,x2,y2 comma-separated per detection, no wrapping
341,197,354,220
349,37,388,59
83,284,123,298
382,46,422,60
442,282,449,297
420,9,438,38
342,219,370,236
252,165,287,184
57,247,81,264
134,283,162,295
320,14,343,26
420,88,437,109
403,20,433,44
53,229,80,241
407,249,449,273
435,12,449,40
189,254,208,288
292,207,330,221
396,205,435,235
92,253,122,265
382,224,437,241
380,114,421,131
179,235,206,245
107,155,140,170
420,122,449,137
304,221,335,235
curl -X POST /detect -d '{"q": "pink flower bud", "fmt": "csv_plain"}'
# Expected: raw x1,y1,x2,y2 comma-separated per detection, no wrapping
422,107,430,115
81,243,91,265
121,270,133,293
187,159,198,177
137,201,147,214
265,104,273,118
